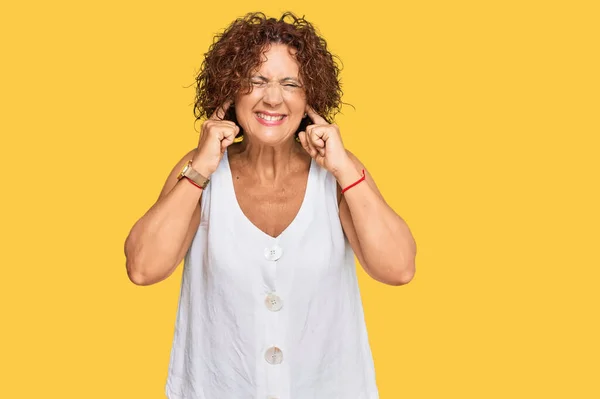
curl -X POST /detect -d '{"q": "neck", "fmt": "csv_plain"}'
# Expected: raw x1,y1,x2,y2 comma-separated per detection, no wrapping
233,136,307,184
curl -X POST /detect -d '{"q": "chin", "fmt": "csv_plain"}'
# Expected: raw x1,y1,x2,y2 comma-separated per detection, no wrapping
251,130,293,145
246,123,300,145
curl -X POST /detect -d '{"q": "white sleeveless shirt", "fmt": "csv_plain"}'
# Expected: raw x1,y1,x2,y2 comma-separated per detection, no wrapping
165,150,378,399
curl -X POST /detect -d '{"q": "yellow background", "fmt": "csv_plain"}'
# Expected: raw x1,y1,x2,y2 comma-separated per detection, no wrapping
1,0,598,398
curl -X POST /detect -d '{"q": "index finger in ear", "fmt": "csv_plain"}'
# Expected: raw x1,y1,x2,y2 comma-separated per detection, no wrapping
305,105,328,125
210,100,232,120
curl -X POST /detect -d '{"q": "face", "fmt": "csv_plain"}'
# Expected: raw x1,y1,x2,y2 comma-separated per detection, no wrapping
234,43,307,145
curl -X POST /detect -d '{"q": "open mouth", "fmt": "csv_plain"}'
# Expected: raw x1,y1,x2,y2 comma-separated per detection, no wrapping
256,112,286,122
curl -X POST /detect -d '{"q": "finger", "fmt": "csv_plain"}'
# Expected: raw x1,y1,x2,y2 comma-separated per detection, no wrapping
305,105,328,125
220,126,240,143
221,123,239,143
209,100,232,120
311,131,325,157
303,129,318,158
221,137,232,153
298,131,311,155
219,125,239,153
299,131,319,158
309,129,326,148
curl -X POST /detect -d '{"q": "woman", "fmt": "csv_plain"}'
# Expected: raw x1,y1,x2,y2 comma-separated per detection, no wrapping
125,11,417,399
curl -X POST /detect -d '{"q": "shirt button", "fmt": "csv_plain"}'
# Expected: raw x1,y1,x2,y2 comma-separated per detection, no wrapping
265,293,283,312
264,245,283,261
265,346,283,365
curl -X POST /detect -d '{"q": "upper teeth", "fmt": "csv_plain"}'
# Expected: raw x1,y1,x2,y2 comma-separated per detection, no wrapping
257,113,285,121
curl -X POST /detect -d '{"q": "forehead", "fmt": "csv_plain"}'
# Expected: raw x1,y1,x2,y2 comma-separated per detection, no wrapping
254,44,300,78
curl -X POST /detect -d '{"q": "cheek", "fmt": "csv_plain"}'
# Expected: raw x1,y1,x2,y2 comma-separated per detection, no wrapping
234,110,253,133
234,93,256,112
283,93,306,112
234,93,259,122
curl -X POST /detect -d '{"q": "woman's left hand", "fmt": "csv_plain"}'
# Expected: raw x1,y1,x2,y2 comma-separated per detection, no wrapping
298,106,352,175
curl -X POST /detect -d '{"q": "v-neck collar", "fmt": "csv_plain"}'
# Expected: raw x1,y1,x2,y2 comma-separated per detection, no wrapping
223,149,315,242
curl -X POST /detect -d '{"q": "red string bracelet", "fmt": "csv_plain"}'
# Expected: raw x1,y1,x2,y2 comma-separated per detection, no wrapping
184,176,204,190
341,169,366,194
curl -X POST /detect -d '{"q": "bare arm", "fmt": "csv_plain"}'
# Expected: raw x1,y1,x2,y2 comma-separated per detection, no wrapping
337,151,417,286
124,101,238,285
296,106,416,286
124,149,202,286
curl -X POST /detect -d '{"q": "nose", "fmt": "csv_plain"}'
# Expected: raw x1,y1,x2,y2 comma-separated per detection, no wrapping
262,82,284,107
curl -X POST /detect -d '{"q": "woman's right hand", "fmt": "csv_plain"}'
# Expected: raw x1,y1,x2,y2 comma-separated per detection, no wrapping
192,101,239,177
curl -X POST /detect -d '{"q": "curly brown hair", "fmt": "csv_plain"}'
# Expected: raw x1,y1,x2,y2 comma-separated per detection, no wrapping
194,12,343,135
